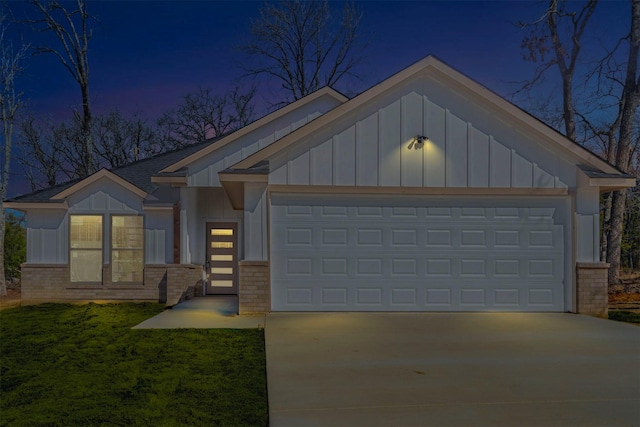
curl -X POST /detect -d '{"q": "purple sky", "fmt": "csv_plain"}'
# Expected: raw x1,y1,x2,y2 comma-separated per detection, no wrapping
5,0,630,197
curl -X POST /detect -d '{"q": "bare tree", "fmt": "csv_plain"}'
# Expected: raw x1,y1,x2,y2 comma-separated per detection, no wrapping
519,0,640,283
0,13,29,296
607,0,640,283
240,0,364,104
19,110,160,189
18,117,65,190
29,0,95,177
94,111,158,168
157,85,256,148
519,0,598,141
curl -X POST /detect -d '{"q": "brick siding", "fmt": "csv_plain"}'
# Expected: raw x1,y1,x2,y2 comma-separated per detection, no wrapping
576,262,609,318
21,263,203,306
239,261,270,314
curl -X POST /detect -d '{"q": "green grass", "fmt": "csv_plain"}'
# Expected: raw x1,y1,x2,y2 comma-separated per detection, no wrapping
0,303,268,426
609,310,640,324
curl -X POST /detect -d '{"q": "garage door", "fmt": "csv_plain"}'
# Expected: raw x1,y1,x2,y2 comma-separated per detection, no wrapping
270,194,566,312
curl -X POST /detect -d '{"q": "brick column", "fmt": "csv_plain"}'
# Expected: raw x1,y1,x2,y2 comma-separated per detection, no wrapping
239,261,270,314
576,262,610,318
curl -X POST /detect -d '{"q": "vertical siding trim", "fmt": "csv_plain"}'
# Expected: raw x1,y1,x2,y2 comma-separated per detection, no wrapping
445,109,450,187
378,109,383,187
400,95,405,186
466,121,471,187
489,135,494,187
423,95,429,187
510,148,516,187
355,121,361,186
332,133,337,185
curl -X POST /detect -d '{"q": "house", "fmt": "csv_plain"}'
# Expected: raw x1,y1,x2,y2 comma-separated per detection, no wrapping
6,56,636,316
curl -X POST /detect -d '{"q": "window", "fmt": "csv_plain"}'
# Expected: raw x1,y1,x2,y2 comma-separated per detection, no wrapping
112,216,144,283
70,215,103,283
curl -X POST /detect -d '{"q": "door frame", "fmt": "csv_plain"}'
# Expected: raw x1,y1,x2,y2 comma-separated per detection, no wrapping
205,221,238,295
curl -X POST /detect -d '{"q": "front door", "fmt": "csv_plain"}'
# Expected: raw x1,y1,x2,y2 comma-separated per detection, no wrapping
205,222,238,295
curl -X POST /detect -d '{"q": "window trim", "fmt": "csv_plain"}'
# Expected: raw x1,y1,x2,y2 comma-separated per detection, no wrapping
110,214,145,285
69,214,104,284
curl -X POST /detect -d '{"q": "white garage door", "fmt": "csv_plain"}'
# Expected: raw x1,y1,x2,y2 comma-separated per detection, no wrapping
270,194,566,312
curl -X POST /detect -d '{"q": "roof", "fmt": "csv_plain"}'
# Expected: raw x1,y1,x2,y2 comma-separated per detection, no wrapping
159,87,348,173
230,55,629,179
6,55,635,206
6,137,218,203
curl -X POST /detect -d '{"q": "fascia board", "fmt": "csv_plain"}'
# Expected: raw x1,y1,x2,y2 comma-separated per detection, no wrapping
3,201,69,210
52,169,147,199
160,87,348,174
589,177,637,191
232,58,435,170
233,55,622,176
150,176,188,186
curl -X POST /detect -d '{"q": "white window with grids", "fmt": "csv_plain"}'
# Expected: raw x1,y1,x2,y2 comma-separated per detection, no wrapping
111,215,144,283
70,215,103,283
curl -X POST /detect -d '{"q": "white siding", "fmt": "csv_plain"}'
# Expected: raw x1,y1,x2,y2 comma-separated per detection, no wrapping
26,178,173,266
575,171,602,262
26,210,68,264
188,94,343,187
356,115,378,186
269,82,574,190
401,92,423,187
181,187,242,265
379,100,401,186
334,126,356,185
145,210,173,264
424,98,446,186
244,183,268,261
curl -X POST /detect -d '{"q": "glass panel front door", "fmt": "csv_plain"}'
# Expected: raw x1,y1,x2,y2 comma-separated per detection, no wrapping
206,222,238,295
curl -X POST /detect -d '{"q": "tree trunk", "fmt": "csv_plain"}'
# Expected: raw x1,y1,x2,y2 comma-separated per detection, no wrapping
0,210,5,297
81,84,93,176
606,0,640,283
561,74,577,142
608,190,627,283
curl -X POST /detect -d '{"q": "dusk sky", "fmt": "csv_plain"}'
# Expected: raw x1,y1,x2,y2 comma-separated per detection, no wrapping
4,0,631,197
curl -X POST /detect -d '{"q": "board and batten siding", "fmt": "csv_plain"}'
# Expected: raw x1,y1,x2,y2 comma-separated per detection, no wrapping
145,210,173,264
180,187,242,265
244,183,269,261
26,178,175,265
26,209,68,264
188,94,342,187
270,89,573,190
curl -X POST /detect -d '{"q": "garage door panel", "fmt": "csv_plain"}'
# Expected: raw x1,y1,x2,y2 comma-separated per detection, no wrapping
273,282,564,312
271,195,566,311
274,251,563,281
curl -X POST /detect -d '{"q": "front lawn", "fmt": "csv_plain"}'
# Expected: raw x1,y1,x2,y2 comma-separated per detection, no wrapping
0,303,268,426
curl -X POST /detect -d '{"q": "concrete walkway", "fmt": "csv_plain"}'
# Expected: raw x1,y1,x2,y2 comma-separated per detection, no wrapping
132,296,265,329
266,312,640,427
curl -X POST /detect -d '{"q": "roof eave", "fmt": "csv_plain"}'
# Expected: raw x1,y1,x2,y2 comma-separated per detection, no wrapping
160,87,348,174
3,200,69,211
52,169,147,200
231,55,624,177
589,177,637,192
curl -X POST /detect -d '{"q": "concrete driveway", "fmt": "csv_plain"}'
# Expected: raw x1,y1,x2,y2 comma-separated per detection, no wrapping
265,313,640,427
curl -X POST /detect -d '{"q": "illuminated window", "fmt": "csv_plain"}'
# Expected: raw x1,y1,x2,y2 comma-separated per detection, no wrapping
70,215,103,283
211,241,233,248
211,229,233,236
111,216,144,283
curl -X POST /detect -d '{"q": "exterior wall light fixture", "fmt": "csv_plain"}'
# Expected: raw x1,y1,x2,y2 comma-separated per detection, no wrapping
415,135,428,144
